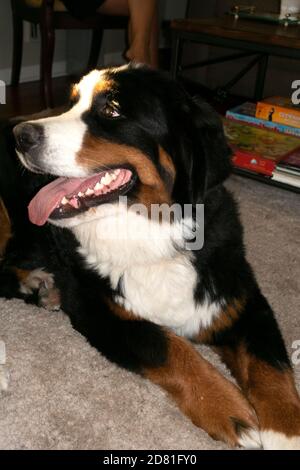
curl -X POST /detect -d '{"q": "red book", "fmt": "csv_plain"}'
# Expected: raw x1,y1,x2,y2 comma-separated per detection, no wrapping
223,118,300,176
232,151,276,176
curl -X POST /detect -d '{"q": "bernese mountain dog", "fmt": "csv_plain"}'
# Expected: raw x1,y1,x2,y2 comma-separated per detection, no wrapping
0,65,299,449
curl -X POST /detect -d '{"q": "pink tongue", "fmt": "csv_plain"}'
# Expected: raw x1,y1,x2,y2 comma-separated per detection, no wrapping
28,170,132,226
28,176,88,226
28,172,111,226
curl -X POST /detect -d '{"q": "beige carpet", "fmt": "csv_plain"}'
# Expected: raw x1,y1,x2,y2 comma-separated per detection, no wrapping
0,175,299,450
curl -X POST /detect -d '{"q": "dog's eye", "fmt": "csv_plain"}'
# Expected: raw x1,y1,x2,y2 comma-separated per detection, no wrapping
101,100,121,118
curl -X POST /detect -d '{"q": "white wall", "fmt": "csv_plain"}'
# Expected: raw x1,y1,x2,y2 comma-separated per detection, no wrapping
0,0,66,85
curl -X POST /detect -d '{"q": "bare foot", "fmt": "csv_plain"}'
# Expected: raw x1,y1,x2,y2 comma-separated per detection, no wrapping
125,45,152,67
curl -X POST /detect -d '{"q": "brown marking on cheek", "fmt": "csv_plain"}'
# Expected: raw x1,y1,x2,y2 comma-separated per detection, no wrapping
145,332,258,446
197,297,245,344
158,146,176,191
76,134,172,206
218,345,300,438
0,198,12,258
134,185,171,209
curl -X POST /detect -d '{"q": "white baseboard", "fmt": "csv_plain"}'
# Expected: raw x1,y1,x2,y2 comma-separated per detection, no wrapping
0,60,67,86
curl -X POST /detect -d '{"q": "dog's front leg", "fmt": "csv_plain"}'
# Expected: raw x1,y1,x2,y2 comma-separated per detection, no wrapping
68,297,259,448
210,292,300,449
145,331,260,448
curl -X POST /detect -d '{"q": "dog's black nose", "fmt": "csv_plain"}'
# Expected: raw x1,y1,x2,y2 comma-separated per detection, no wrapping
13,123,43,152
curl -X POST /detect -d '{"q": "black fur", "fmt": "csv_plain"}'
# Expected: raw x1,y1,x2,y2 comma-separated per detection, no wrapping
0,65,291,379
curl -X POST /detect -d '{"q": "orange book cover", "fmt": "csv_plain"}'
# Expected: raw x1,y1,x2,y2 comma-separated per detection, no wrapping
255,96,300,129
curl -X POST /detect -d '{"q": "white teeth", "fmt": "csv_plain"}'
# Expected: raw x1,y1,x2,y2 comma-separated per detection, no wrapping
61,197,68,205
101,175,109,185
85,188,94,196
115,169,121,175
111,173,117,180
78,191,84,197
94,182,104,191
103,172,113,185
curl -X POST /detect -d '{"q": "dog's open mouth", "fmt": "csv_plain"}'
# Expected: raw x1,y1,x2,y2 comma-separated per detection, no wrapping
28,168,135,226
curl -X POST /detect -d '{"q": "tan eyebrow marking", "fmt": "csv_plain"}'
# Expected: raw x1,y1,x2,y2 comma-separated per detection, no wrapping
93,78,114,96
70,84,80,102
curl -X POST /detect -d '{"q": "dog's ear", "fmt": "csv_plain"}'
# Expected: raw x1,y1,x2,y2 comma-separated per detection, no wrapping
172,96,232,204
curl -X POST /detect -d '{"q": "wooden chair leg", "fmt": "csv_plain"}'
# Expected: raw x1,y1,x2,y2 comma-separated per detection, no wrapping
11,13,23,86
87,28,103,71
40,7,55,108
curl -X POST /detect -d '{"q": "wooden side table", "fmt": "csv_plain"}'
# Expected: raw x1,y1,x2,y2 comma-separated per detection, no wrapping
170,16,300,101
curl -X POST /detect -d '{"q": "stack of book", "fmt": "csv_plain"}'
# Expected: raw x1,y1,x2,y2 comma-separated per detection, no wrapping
224,97,300,190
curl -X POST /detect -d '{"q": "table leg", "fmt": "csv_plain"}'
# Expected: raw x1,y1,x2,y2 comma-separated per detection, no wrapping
254,54,269,101
170,34,181,79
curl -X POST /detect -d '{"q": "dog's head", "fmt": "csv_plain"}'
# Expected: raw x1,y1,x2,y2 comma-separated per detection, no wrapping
14,65,231,228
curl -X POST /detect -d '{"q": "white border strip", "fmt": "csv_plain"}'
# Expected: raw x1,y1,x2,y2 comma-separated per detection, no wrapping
0,60,67,85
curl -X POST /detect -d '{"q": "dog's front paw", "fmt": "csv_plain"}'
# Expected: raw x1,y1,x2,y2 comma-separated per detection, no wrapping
190,380,261,449
38,285,61,311
217,409,261,449
261,430,300,450
19,268,61,311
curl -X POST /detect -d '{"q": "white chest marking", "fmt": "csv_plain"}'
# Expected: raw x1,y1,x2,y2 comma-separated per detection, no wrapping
73,209,222,338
